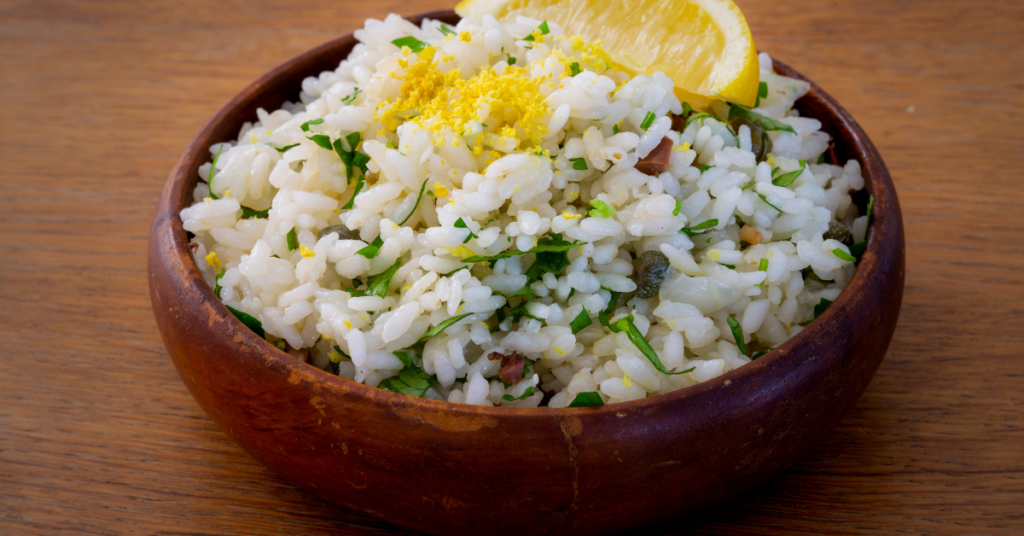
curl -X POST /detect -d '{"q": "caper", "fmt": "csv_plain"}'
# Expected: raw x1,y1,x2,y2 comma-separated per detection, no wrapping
729,117,772,163
633,250,672,299
317,224,360,241
823,221,854,246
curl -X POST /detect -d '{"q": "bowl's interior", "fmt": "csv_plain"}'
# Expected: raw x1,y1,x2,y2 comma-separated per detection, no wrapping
164,9,888,417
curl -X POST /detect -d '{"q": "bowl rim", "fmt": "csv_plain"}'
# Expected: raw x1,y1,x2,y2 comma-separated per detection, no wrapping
155,9,891,419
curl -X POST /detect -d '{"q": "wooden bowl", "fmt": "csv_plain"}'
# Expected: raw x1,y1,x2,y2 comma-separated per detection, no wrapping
149,10,904,535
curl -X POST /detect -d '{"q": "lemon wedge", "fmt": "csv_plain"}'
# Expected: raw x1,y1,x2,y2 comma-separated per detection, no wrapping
455,0,760,107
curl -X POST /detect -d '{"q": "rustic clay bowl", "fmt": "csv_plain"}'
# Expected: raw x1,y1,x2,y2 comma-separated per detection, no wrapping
149,9,904,536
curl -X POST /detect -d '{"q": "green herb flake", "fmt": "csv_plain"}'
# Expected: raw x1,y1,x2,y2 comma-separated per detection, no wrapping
813,297,833,320
378,365,437,397
356,235,384,258
212,267,226,297
461,233,584,265
612,123,620,134
570,306,593,334
757,193,783,212
398,179,430,226
570,62,581,76
772,169,803,187
438,24,456,36
568,391,604,407
588,199,616,218
850,240,866,260
721,263,736,269
539,20,550,34
277,340,287,351
418,313,473,343
341,87,362,106
207,144,225,199
307,134,333,150
609,315,689,374
727,105,797,134
333,344,351,361
569,157,588,171
756,81,768,106
393,350,414,368
502,386,535,402
726,316,748,356
440,266,469,277
507,55,516,65
342,174,365,210
757,258,769,287
673,200,682,217
365,258,402,298
240,206,270,219
391,36,428,53
454,217,479,243
286,228,299,251
269,143,299,153
225,305,265,338
752,348,772,360
640,111,656,131
680,218,718,237
300,118,324,133
684,112,720,131
699,164,715,174
832,248,856,262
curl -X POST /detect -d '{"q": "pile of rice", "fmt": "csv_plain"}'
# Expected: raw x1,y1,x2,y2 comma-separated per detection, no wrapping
181,13,869,407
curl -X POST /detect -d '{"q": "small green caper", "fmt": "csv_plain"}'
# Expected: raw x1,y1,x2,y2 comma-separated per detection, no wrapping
317,224,360,241
823,221,854,246
729,117,772,163
633,250,672,299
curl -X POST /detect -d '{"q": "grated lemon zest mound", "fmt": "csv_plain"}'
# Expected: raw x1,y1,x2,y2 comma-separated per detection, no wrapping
375,46,551,153
205,251,221,272
299,245,316,258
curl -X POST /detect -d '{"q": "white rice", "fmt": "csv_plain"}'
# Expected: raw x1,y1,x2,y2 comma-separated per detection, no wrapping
182,14,868,408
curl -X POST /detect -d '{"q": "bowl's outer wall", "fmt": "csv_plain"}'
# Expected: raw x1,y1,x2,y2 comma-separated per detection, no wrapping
149,11,904,536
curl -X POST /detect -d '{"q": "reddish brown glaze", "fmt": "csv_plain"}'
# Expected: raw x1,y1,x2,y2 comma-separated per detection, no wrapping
635,136,674,176
148,10,904,536
491,351,525,385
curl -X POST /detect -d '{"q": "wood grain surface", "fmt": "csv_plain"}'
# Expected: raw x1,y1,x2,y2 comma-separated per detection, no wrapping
1,0,1021,534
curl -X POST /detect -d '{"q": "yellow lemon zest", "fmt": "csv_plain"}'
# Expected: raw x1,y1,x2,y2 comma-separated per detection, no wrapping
342,320,352,329
561,211,581,220
766,153,776,166
622,371,631,387
433,183,449,197
205,252,221,272
374,46,550,153
708,250,721,260
443,34,455,42
554,347,565,355
448,245,476,259
299,245,315,258
675,142,691,152
459,31,472,42
400,45,412,56
224,188,231,196
203,197,212,204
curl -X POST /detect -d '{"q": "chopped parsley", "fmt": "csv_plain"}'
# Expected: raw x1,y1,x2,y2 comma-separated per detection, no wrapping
849,241,866,260
673,200,682,217
848,195,874,261
569,62,581,76
398,179,430,226
438,24,456,36
212,267,226,297
300,118,324,132
757,258,769,287
341,87,362,106
207,144,225,199
817,153,826,164
502,386,535,402
378,365,436,397
752,348,772,360
567,391,604,407
699,164,715,174
569,157,588,171
588,199,616,218
679,218,718,237
755,81,768,107
240,206,270,219
391,36,428,53
523,20,550,41
684,112,721,131
454,217,478,243
757,193,782,212
418,313,473,343
461,233,585,265
286,228,299,251
307,134,333,150
356,235,383,258
607,315,690,375
640,111,656,130
570,306,593,334
225,305,265,338
726,316,748,356
772,169,803,187
524,234,578,282
393,350,414,368
814,297,833,319
727,105,797,134
269,143,299,153
832,248,856,262
364,258,402,298
507,55,516,65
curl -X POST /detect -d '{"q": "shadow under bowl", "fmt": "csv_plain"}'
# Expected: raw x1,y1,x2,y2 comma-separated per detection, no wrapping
149,9,905,536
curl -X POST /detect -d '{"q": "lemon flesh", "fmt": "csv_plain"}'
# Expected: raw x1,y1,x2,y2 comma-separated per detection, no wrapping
455,0,760,107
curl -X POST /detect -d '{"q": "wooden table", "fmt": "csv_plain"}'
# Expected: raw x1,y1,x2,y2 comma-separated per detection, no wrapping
2,0,1021,533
